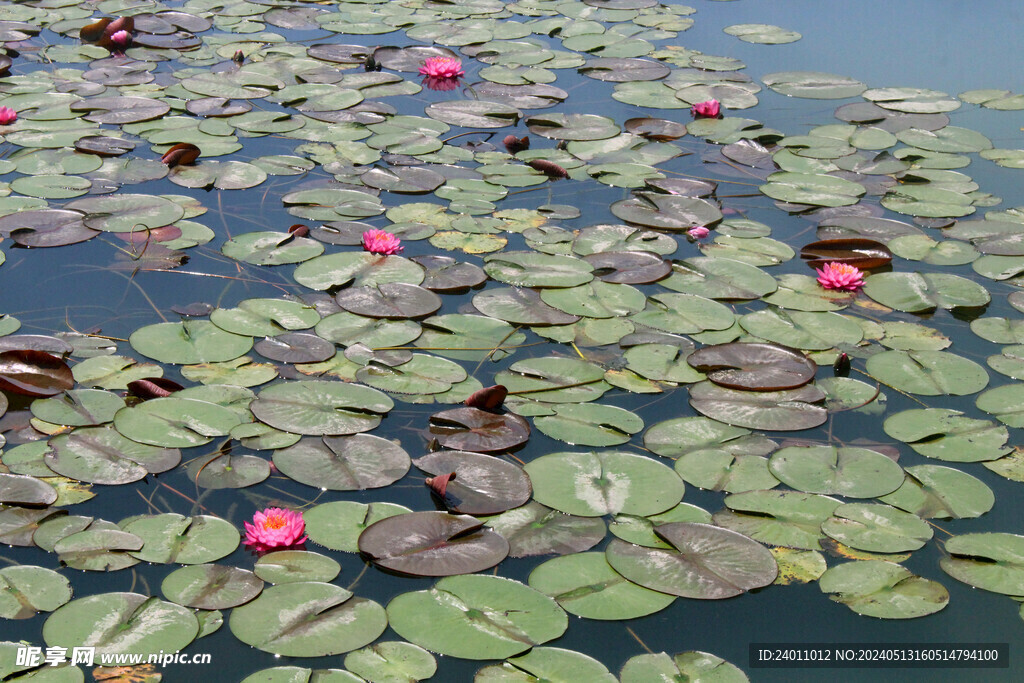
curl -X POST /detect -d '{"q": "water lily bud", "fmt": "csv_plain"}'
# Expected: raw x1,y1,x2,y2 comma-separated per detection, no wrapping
833,352,851,377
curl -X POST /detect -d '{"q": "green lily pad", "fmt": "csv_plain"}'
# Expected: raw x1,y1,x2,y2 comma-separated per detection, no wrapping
524,450,683,517
304,501,411,553
344,642,437,683
606,522,778,598
884,408,1011,462
820,561,948,619
483,501,607,558
821,503,933,553
620,651,748,683
254,551,341,585
713,490,842,550
273,435,409,491
229,582,387,657
940,533,1024,595
250,380,393,435
768,445,904,498
386,575,567,660
865,350,989,396
161,564,263,610
129,320,252,365
121,514,239,564
879,465,994,519
528,552,674,620
0,565,72,619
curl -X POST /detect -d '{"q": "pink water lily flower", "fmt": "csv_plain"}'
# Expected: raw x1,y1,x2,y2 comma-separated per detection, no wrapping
816,262,865,292
419,57,464,79
0,106,16,125
362,229,403,255
110,29,131,49
687,226,710,240
691,99,721,118
244,507,306,549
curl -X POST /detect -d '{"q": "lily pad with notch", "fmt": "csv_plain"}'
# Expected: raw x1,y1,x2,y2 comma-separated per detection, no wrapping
273,434,410,491
415,450,531,515
255,333,335,364
606,522,777,599
251,381,392,436
687,342,816,391
162,564,263,610
768,445,904,498
821,503,932,553
883,408,1011,462
528,552,675,621
121,513,239,565
359,511,509,577
879,464,994,519
820,560,948,619
525,450,683,517
610,192,723,231
43,593,198,658
713,490,842,550
865,350,989,396
229,582,386,657
483,501,606,558
862,272,990,312
429,407,530,453
386,575,567,660
46,426,180,485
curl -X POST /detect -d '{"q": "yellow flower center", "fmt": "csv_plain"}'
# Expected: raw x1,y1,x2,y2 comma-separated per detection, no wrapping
263,513,286,530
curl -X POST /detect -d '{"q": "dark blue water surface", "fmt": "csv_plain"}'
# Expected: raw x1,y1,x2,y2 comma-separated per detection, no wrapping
4,1,1024,681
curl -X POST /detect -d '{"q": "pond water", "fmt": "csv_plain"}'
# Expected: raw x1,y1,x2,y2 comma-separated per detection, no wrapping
2,0,1024,681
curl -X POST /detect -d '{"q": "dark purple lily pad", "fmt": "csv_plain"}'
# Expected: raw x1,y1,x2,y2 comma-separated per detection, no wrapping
335,283,442,319
429,407,531,453
687,342,817,391
582,251,671,284
307,44,373,65
605,522,778,599
412,255,487,292
186,97,253,118
800,238,893,269
0,473,58,506
689,381,828,431
254,333,335,364
358,511,509,577
74,136,136,157
580,58,670,82
0,210,98,247
414,450,532,515
70,96,170,124
0,335,74,355
0,351,74,397
625,118,688,141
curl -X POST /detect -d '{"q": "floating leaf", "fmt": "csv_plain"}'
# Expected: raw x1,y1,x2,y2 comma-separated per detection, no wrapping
820,561,948,619
43,593,198,658
525,450,683,517
161,564,263,610
865,350,989,396
273,435,410,490
940,533,1024,595
250,381,392,435
606,522,777,599
528,553,675,620
429,407,530,453
414,450,531,515
386,575,567,660
229,582,386,657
